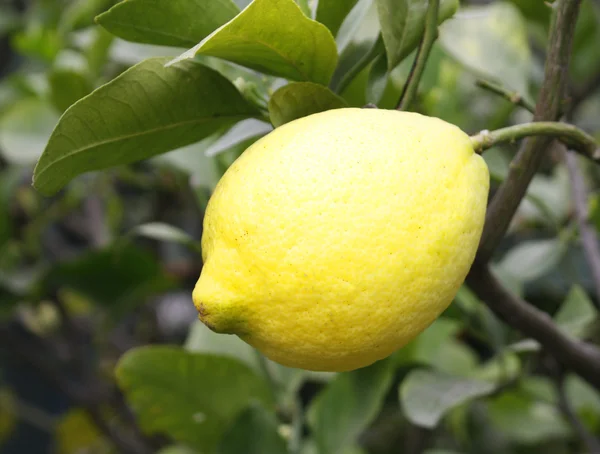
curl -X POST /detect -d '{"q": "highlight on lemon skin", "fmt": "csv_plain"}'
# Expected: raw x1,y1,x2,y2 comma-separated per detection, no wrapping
192,108,490,372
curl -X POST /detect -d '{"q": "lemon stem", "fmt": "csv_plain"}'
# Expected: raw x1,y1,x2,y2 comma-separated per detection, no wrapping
470,122,600,161
397,0,440,110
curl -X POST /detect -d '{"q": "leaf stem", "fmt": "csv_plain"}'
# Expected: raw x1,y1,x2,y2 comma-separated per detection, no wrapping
475,79,536,113
396,0,440,110
470,122,600,160
334,35,384,95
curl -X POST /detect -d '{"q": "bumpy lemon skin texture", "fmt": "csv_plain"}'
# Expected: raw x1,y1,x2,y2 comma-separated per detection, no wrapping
193,108,489,372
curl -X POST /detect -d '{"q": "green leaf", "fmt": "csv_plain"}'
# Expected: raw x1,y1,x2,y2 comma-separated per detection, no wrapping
129,222,201,253
439,2,532,96
42,244,175,312
216,402,287,454
487,389,571,444
185,320,263,374
497,238,567,283
0,98,59,165
472,352,521,385
0,168,21,249
376,0,458,69
117,346,273,452
400,369,495,428
554,285,597,339
316,0,360,37
96,0,240,48
33,57,258,196
170,0,338,85
48,69,93,113
268,82,348,127
308,358,394,454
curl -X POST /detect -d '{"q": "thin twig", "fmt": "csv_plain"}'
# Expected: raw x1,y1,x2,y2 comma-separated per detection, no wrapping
470,122,600,160
335,35,384,95
475,79,536,113
466,265,600,390
476,0,582,262
565,151,600,310
553,367,600,454
397,0,440,110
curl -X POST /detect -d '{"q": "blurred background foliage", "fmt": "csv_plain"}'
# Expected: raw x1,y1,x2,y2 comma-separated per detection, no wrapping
0,0,599,453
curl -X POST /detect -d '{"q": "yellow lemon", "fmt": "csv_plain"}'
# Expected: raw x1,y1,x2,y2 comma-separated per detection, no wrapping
193,108,489,372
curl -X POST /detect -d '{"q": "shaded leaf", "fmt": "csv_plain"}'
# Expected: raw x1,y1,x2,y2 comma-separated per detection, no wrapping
497,238,567,282
554,285,597,339
439,2,532,96
487,389,571,444
268,82,348,127
400,369,495,428
33,57,258,196
308,358,394,454
55,408,109,454
116,346,273,452
316,0,360,37
96,0,240,48
42,243,175,312
0,98,59,165
48,69,93,113
376,0,458,69
170,0,338,85
129,222,201,253
216,402,287,454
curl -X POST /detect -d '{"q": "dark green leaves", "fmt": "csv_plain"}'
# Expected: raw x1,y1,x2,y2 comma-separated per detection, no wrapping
309,358,395,454
116,346,273,452
33,57,259,196
171,0,338,84
400,369,495,428
216,403,287,454
268,82,348,127
376,0,459,69
96,0,240,48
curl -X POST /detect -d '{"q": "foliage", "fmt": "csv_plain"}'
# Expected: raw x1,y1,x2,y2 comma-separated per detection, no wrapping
0,0,599,453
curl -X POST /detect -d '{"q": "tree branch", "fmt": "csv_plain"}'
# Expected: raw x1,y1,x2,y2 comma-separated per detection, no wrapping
470,122,600,160
565,151,600,310
475,79,536,113
466,265,600,391
476,0,582,262
397,0,440,110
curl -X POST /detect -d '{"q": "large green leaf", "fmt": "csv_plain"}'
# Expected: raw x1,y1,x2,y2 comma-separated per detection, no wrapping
376,0,458,69
439,2,532,96
33,57,258,196
116,346,273,452
0,98,59,165
268,82,348,127
400,369,495,428
554,285,597,339
170,0,338,85
308,358,394,454
216,403,287,454
96,0,240,48
316,0,360,37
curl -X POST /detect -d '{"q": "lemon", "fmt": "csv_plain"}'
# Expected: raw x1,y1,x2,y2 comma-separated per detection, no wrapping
193,108,489,372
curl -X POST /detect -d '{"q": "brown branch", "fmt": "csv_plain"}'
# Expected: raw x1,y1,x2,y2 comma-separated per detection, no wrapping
477,0,582,262
466,266,600,390
565,151,600,310
555,374,600,453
